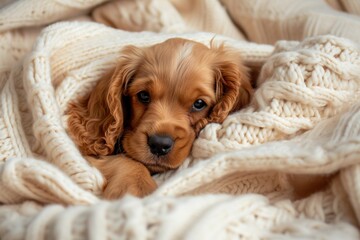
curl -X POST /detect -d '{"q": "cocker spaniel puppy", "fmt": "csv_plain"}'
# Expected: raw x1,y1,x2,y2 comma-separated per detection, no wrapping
67,38,253,199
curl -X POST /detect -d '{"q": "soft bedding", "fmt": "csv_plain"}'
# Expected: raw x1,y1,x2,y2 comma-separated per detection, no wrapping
1,0,360,239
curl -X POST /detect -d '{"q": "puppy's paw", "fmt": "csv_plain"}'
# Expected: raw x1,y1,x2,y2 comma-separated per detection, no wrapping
86,154,158,199
103,173,157,199
101,160,157,199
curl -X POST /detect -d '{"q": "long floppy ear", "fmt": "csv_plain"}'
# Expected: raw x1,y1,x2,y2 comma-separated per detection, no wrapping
67,46,143,156
195,45,253,133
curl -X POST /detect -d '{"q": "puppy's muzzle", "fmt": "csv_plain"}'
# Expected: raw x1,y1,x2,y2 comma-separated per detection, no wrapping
148,134,174,156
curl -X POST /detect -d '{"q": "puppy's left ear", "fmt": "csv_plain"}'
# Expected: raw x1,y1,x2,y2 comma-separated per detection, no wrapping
67,45,143,156
195,46,253,133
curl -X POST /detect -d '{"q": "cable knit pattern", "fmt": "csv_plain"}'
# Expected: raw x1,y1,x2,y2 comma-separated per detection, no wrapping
1,0,360,239
92,0,188,34
92,0,245,39
192,36,360,158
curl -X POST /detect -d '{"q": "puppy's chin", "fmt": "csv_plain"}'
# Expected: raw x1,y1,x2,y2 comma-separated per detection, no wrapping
122,131,195,173
146,163,174,174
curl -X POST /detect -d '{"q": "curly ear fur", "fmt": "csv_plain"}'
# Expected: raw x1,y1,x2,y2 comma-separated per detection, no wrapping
67,46,143,155
195,46,253,133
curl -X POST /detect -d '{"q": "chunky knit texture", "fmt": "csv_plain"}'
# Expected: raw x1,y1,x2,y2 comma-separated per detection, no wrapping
1,0,360,239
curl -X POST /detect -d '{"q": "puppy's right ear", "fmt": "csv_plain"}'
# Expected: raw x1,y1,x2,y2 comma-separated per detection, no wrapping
67,46,143,156
194,45,253,134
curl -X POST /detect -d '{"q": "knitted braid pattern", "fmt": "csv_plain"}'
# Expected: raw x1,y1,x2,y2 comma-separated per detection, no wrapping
192,35,360,159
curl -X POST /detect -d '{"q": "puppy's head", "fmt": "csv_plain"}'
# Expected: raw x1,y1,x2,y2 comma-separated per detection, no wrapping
67,38,252,173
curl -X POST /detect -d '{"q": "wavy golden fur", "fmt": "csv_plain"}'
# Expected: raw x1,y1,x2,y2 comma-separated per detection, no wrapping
67,38,253,199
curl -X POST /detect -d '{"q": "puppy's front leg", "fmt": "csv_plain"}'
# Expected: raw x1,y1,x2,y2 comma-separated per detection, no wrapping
86,155,157,199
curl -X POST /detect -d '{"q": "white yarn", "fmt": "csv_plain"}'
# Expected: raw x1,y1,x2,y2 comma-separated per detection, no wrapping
1,0,360,239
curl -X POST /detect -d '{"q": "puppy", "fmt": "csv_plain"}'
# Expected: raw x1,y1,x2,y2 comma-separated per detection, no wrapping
67,38,253,199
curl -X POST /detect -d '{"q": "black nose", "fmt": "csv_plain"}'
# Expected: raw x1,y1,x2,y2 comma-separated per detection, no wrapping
148,135,174,156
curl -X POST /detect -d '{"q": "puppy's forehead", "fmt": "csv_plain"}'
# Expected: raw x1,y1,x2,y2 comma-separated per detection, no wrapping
174,40,194,66
152,38,208,54
150,39,205,63
138,38,213,82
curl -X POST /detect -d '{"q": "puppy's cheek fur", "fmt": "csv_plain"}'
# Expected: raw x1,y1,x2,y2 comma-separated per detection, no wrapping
171,133,195,165
122,131,149,162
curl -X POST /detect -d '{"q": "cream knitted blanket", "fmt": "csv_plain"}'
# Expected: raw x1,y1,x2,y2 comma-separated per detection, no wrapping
1,0,360,239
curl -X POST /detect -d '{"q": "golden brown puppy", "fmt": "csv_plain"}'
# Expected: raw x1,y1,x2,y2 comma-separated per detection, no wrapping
67,38,253,199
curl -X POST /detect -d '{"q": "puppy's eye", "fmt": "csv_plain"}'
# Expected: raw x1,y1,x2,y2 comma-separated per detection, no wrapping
137,91,150,103
192,99,207,112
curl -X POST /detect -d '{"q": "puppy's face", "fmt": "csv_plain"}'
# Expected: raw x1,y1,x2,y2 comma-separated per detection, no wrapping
67,38,252,174
122,39,217,173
